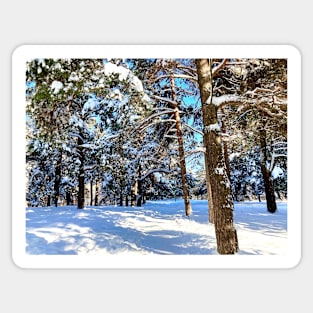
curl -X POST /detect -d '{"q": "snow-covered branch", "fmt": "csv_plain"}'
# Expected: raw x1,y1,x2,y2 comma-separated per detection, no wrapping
212,59,228,77
150,95,178,107
138,119,177,132
183,124,204,136
184,148,206,158
138,168,177,181
211,94,244,107
136,110,176,130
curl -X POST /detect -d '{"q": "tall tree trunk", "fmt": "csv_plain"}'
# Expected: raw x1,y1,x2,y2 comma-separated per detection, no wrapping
90,180,93,206
204,147,214,223
259,128,277,213
136,164,143,207
47,195,51,207
196,59,238,254
131,180,137,206
119,190,123,206
221,111,231,181
170,77,192,216
143,192,146,204
77,134,85,209
54,152,62,207
66,191,71,205
95,180,99,206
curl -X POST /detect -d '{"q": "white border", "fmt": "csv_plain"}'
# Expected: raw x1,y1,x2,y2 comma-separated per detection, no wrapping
12,45,301,269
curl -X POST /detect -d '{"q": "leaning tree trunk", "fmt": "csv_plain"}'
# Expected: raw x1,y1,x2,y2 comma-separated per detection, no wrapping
259,128,277,213
196,59,238,254
170,77,192,216
77,134,85,209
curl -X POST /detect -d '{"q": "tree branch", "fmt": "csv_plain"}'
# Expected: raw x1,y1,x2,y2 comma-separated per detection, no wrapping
212,59,229,77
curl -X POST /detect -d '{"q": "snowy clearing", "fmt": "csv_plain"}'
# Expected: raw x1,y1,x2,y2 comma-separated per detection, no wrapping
26,199,287,256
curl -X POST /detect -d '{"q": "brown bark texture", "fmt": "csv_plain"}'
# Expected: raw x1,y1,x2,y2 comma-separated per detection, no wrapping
196,59,239,254
77,135,85,209
170,77,192,216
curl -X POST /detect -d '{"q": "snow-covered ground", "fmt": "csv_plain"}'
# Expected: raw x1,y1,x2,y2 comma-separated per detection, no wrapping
26,199,287,256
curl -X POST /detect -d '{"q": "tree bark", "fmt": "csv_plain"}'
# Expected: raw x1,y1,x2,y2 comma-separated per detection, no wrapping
196,59,238,254
131,180,137,206
66,191,71,205
221,113,231,182
53,152,62,207
119,189,123,206
46,195,51,207
259,128,277,213
170,77,192,216
90,180,93,206
136,164,143,207
77,134,85,209
95,180,99,206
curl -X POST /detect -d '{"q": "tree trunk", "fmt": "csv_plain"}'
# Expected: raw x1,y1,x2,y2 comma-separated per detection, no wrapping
196,59,238,254
119,191,123,206
54,152,62,207
221,113,231,181
90,180,93,206
46,195,51,207
95,180,99,206
66,191,71,205
77,134,85,209
259,128,277,213
131,180,137,206
142,192,146,204
204,147,214,223
170,77,192,216
136,164,143,207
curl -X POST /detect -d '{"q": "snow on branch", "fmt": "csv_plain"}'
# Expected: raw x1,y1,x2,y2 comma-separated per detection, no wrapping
204,123,221,133
138,168,177,181
184,148,206,158
137,119,177,133
135,109,177,132
211,94,243,107
212,59,228,77
183,124,204,136
69,132,84,141
150,95,178,107
246,87,274,96
210,94,287,121
164,135,179,139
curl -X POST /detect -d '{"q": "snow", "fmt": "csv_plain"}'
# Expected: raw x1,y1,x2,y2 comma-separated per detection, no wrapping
104,62,129,81
26,199,287,256
51,80,63,94
272,165,283,179
82,97,98,115
104,62,144,93
204,123,221,133
69,72,80,82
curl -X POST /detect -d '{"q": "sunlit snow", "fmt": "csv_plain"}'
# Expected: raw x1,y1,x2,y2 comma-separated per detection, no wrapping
26,199,287,255
51,81,63,94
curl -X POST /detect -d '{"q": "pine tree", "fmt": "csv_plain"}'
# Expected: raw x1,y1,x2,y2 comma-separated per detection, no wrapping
196,59,239,254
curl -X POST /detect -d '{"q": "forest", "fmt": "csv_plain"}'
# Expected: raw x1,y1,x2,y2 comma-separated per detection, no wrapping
25,58,287,254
